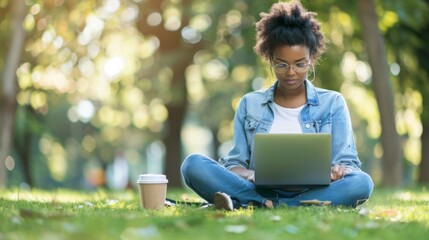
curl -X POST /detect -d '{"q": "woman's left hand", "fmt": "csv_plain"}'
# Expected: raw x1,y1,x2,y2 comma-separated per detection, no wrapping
330,164,351,181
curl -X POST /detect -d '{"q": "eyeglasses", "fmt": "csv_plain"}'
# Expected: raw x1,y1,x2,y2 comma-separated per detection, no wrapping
272,61,311,74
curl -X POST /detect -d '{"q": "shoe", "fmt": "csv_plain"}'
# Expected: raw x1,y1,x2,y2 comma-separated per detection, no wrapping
214,192,234,211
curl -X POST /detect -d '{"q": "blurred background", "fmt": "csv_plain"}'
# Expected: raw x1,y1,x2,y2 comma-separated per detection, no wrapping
0,0,428,190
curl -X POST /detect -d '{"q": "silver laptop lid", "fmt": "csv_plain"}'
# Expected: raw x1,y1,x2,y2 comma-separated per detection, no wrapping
254,133,332,187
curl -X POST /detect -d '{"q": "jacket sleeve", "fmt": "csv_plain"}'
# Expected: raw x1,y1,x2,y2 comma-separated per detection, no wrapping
219,97,251,170
331,93,362,170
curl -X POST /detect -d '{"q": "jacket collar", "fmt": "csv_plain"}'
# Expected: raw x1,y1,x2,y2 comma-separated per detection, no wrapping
262,80,320,106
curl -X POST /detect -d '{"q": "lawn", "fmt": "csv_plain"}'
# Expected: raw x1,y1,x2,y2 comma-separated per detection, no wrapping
1,186,428,240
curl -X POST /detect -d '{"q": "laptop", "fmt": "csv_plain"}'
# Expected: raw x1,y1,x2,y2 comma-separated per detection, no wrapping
254,133,332,188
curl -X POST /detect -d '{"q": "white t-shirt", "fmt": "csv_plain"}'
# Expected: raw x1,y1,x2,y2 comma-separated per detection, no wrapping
269,102,304,133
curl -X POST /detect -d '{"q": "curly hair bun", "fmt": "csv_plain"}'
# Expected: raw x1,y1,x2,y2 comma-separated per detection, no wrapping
254,0,325,62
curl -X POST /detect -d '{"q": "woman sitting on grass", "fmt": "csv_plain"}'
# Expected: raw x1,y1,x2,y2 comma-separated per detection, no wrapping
181,0,374,210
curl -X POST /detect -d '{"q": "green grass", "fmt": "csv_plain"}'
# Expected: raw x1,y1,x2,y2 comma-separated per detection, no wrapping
1,187,429,240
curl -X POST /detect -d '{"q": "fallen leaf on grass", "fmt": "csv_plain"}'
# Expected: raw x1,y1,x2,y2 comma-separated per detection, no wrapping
270,215,282,221
358,208,370,216
337,208,352,212
62,222,81,233
76,201,94,209
375,209,401,222
284,224,299,234
120,225,159,240
224,225,247,234
378,209,399,217
355,221,381,230
316,222,331,232
19,208,73,219
173,219,191,230
212,212,226,219
19,208,44,218
341,228,358,238
106,199,118,206
11,216,21,225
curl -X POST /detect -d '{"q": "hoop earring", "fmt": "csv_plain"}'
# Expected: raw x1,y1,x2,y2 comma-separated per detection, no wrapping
307,65,316,82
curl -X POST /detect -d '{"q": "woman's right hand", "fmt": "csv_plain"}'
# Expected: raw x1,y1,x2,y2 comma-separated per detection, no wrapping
231,167,255,183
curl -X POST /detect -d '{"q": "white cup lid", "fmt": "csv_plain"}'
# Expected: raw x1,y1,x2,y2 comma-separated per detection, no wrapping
137,174,168,184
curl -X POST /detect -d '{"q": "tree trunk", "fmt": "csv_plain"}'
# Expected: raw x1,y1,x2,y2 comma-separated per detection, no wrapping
163,57,190,187
211,127,220,160
420,123,429,183
0,0,26,188
419,90,429,183
357,0,403,186
415,17,429,183
164,103,187,188
21,130,34,186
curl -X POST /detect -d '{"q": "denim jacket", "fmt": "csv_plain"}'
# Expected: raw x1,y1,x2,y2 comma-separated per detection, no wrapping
219,80,361,171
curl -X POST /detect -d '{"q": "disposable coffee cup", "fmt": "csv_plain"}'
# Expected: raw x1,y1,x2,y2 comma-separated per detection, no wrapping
136,174,168,210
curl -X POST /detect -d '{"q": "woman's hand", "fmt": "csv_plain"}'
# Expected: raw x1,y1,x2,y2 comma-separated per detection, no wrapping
330,164,351,181
245,170,255,183
231,167,255,183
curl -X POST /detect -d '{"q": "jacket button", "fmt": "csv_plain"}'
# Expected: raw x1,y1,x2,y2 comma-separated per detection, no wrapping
305,123,311,129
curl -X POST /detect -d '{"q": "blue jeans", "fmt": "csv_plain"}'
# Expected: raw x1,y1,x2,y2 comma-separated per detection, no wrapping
181,154,374,208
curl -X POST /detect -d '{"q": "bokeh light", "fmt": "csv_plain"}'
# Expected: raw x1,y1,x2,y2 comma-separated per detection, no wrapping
104,57,124,77
77,100,95,123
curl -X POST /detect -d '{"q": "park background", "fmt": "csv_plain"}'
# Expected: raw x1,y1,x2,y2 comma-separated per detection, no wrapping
1,0,428,191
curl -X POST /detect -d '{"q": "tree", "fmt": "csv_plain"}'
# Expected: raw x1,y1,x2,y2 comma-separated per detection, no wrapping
136,0,203,187
0,0,26,188
382,0,429,183
357,0,403,186
3,0,160,188
414,22,429,183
